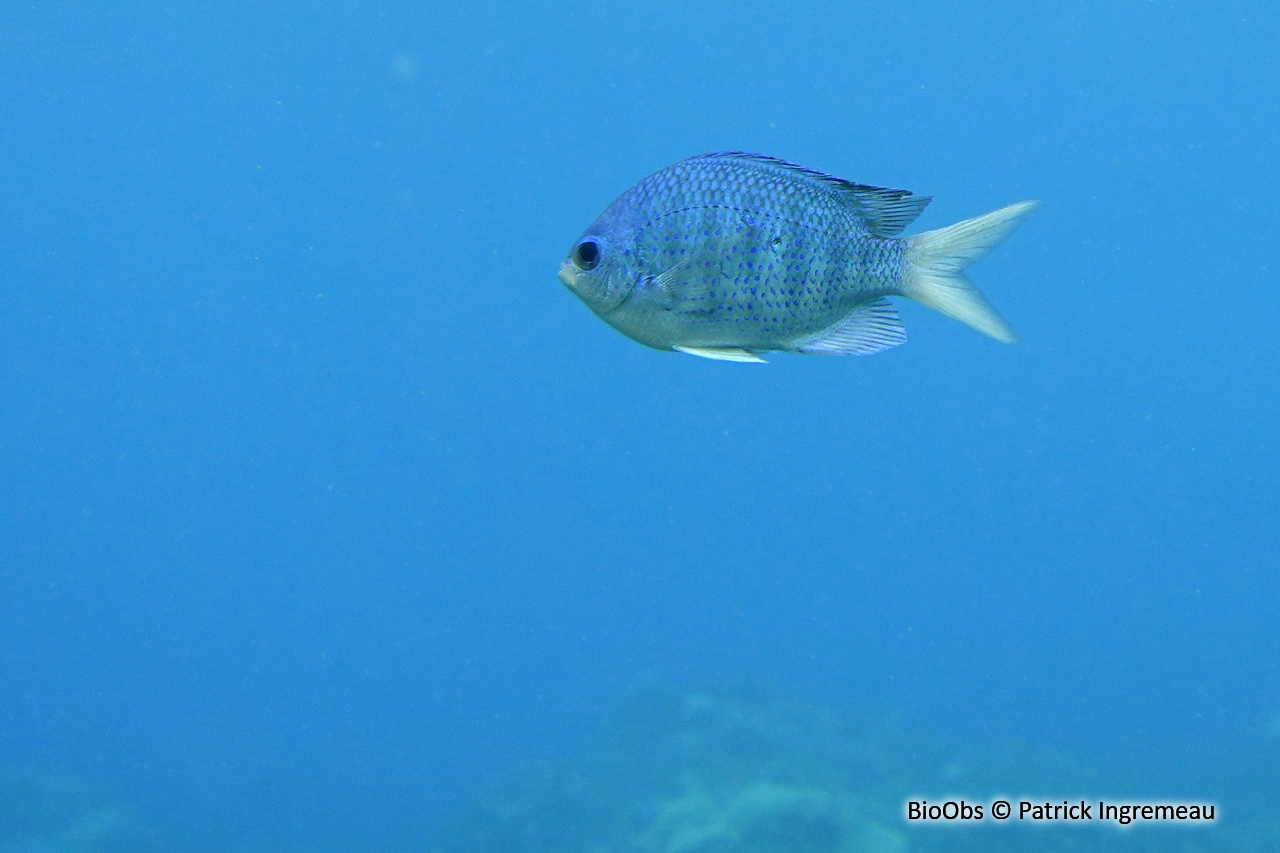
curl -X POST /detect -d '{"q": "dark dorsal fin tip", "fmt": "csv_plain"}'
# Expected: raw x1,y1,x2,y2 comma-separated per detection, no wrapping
688,151,931,237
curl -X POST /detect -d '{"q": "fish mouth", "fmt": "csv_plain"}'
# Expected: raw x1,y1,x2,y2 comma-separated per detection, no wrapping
558,261,578,290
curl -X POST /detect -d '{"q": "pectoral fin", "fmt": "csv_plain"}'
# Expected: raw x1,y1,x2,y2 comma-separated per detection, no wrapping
674,346,767,363
648,246,725,315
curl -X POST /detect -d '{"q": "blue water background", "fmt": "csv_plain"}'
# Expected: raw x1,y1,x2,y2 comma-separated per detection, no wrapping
2,2,1277,850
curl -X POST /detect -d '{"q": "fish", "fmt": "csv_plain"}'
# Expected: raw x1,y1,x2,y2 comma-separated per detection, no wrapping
559,152,1038,362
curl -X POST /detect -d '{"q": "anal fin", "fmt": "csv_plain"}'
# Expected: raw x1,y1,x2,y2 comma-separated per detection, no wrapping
793,298,906,356
674,346,767,363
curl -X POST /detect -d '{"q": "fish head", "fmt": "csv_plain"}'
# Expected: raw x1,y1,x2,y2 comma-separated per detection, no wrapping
559,214,638,317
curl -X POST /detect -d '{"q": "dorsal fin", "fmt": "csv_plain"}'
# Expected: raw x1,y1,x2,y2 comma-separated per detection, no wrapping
689,152,932,238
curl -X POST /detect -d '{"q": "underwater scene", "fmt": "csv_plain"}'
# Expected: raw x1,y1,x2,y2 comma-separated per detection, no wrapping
2,2,1278,852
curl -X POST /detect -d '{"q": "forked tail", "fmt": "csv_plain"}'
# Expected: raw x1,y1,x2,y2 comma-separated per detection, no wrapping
902,200,1039,343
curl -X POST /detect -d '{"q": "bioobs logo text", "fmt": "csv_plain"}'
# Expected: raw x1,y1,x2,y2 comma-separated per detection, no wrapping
905,800,988,822
904,797,1217,827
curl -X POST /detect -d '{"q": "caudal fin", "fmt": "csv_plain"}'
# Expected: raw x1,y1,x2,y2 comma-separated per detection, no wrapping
902,200,1039,343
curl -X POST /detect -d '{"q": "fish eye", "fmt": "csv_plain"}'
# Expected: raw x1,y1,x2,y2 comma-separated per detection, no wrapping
573,239,600,271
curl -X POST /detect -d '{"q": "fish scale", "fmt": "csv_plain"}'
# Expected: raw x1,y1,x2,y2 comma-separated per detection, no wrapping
560,152,1037,361
634,157,899,336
